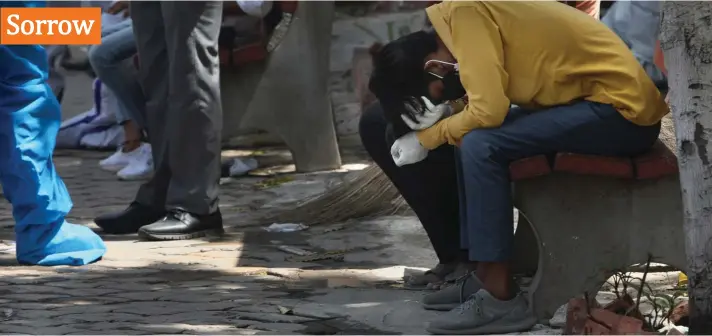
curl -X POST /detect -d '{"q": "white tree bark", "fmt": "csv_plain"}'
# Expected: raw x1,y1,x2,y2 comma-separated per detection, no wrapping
659,1,712,333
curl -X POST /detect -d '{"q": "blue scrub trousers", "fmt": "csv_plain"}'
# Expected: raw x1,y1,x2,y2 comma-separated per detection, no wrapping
1,0,106,266
456,101,660,262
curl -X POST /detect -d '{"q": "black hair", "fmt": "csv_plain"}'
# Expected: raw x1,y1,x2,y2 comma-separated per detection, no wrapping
368,30,439,137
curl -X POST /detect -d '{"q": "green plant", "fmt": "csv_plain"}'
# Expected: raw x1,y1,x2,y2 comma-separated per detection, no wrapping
606,257,686,331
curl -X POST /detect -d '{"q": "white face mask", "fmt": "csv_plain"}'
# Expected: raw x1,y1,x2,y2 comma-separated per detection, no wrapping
424,60,466,101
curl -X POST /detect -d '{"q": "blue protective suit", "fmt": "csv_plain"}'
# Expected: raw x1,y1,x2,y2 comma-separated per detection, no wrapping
601,1,666,86
1,1,106,265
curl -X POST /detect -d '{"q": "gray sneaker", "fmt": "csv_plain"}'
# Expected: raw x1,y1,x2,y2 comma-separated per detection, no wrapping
426,289,537,335
422,272,482,311
405,262,457,288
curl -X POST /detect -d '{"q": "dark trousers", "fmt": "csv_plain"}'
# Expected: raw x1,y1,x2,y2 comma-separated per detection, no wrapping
130,1,223,215
458,101,660,262
359,103,465,264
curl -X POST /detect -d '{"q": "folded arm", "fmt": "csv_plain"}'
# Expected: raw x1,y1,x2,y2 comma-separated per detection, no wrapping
416,6,511,149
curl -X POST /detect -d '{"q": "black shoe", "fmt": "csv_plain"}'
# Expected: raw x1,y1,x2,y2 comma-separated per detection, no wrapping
94,202,166,234
137,209,223,241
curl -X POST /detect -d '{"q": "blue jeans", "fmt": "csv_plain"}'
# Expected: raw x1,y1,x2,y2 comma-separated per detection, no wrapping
456,101,661,262
88,19,145,128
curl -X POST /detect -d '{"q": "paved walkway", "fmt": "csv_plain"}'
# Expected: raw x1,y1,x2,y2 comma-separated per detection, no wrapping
1,70,458,335
0,71,680,335
0,148,436,335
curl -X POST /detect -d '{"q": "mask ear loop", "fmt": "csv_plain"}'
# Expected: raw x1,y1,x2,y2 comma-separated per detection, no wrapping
425,60,459,73
428,72,443,79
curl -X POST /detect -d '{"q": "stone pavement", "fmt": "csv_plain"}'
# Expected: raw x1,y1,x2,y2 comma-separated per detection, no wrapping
0,145,565,335
0,148,409,335
0,148,683,335
0,70,683,335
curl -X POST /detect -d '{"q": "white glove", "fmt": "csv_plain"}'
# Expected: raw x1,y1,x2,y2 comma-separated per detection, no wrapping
401,96,452,130
390,132,428,167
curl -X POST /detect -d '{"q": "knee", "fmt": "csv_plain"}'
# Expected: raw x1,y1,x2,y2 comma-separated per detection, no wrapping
358,102,388,147
459,129,499,163
87,45,110,70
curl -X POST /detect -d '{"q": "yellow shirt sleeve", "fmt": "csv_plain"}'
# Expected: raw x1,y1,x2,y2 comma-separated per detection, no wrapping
416,5,511,150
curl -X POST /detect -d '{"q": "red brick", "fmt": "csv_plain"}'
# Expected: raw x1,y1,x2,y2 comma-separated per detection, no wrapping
590,308,646,335
220,43,268,67
590,308,622,330
565,297,600,334
634,141,679,180
614,315,646,334
583,318,613,335
554,153,634,178
509,155,551,181
669,301,689,326
277,1,298,13
603,294,645,321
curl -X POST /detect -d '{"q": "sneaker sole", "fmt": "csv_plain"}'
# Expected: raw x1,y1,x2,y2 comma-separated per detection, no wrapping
423,303,461,311
117,172,154,181
425,316,537,335
100,164,127,172
137,227,225,241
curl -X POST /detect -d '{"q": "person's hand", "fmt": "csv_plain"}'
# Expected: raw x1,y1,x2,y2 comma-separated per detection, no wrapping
401,96,452,130
107,1,129,17
390,132,428,167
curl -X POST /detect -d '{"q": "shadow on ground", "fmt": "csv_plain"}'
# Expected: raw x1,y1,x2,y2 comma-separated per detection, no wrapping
0,251,439,335
0,134,449,334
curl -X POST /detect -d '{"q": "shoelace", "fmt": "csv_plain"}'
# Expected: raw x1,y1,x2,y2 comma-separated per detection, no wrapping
456,272,476,304
456,293,484,315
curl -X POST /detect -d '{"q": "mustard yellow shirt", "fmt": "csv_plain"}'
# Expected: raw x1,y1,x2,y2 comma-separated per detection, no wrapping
417,1,668,150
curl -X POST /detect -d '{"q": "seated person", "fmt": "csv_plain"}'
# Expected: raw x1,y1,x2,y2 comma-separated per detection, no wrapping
89,1,152,180
368,1,667,334
220,0,276,60
360,78,469,289
358,0,604,289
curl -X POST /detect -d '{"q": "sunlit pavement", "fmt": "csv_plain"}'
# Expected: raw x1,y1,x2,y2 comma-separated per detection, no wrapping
0,147,465,335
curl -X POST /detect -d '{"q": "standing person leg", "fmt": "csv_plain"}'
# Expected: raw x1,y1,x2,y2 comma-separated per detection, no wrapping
93,1,169,234
0,45,106,266
359,102,468,287
89,20,153,179
101,96,153,180
88,20,146,129
137,1,223,240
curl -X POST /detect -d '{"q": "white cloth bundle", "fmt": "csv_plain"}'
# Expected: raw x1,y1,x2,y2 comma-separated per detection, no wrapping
236,0,273,18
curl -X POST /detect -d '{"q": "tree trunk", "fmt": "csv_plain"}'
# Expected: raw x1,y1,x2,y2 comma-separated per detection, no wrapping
659,2,712,333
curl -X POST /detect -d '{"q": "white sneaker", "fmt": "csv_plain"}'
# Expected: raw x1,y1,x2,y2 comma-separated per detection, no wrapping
99,144,146,172
229,157,259,177
117,143,154,181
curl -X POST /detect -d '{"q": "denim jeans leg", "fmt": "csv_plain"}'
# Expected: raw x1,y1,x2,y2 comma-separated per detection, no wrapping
88,22,146,129
101,18,133,37
102,86,129,124
456,106,535,253
458,101,660,262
